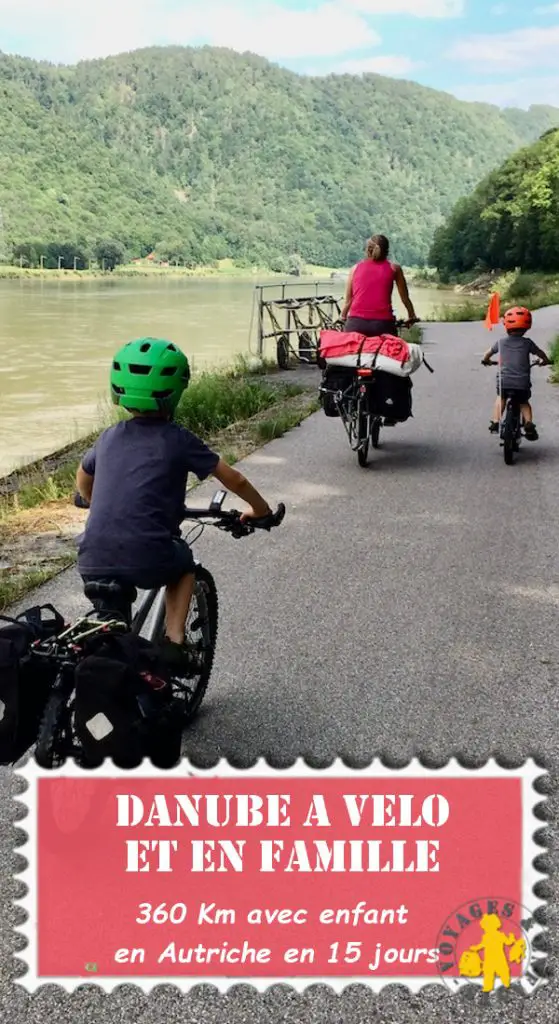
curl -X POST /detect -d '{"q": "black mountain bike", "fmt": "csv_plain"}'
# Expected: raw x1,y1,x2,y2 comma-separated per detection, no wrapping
483,359,544,465
34,491,285,768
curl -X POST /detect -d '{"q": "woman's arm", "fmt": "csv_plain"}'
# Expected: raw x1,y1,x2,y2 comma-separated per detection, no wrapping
394,264,417,322
341,266,355,319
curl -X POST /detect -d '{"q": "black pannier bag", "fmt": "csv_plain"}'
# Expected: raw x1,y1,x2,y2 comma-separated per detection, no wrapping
0,604,65,765
368,372,413,422
320,366,355,418
74,633,172,768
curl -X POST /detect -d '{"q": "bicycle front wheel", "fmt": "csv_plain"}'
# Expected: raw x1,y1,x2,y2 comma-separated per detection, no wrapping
152,565,219,725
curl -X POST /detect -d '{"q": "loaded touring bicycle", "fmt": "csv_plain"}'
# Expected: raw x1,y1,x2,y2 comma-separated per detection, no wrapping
318,321,434,466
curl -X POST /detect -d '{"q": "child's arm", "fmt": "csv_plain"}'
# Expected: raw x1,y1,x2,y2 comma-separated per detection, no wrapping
212,459,271,521
481,342,498,364
75,445,96,504
529,340,551,365
76,464,94,503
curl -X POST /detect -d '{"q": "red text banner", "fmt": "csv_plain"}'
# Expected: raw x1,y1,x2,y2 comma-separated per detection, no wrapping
16,760,545,993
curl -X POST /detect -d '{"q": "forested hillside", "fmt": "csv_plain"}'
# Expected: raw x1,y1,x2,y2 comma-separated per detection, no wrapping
1,46,558,269
429,127,559,277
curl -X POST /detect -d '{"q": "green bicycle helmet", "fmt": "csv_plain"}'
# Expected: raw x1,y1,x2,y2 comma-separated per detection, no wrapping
110,338,190,413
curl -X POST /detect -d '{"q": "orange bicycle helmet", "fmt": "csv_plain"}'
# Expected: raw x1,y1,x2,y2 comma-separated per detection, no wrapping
503,306,532,331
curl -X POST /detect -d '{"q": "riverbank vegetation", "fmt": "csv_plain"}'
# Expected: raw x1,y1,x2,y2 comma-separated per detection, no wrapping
0,361,319,610
430,128,559,279
1,48,558,273
430,271,559,322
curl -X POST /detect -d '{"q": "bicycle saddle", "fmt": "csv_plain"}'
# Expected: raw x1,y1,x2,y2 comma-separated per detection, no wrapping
83,580,138,604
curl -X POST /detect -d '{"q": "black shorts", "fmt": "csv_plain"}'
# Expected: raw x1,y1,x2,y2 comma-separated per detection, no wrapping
344,317,397,337
497,385,531,403
80,538,195,592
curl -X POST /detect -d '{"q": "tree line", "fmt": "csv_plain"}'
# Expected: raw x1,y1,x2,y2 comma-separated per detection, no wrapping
1,46,558,271
430,127,559,278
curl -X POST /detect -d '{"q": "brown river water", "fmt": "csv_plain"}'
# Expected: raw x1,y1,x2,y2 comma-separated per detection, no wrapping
0,276,464,476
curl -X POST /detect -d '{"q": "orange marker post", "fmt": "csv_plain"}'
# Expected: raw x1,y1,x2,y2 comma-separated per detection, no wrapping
485,292,500,330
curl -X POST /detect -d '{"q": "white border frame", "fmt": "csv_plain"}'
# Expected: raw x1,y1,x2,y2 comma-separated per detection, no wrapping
14,757,548,993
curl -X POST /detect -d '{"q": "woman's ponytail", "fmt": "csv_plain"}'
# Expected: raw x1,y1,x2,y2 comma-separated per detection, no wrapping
366,234,389,261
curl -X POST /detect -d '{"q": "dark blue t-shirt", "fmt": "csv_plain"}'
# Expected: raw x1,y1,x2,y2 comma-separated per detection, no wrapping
77,417,220,576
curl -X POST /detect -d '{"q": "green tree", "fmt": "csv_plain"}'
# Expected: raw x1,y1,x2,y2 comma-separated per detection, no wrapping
95,238,126,271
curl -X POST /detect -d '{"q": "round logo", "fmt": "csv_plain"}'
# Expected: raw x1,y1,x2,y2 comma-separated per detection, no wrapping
436,896,544,994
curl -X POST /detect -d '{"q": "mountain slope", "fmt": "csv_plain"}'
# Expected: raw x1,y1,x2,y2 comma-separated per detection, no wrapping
1,46,559,267
429,126,559,276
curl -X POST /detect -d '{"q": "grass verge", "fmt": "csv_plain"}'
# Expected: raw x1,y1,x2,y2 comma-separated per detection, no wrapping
0,369,319,611
432,272,559,323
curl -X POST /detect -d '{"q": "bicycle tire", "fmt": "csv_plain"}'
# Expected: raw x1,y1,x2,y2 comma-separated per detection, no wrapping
152,565,219,726
371,417,381,449
277,334,290,370
502,403,517,466
357,403,370,467
34,684,70,769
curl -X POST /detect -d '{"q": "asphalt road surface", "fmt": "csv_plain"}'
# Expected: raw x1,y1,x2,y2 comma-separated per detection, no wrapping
2,309,558,1022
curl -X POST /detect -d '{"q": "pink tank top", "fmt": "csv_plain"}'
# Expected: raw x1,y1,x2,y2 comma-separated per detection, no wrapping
349,259,396,320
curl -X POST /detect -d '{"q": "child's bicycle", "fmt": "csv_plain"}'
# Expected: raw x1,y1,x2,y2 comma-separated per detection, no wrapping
483,359,545,465
33,490,285,768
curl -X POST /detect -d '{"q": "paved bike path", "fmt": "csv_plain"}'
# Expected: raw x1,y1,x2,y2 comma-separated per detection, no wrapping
2,308,559,1023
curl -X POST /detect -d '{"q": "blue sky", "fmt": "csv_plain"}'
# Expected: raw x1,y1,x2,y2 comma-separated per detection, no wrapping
0,0,558,109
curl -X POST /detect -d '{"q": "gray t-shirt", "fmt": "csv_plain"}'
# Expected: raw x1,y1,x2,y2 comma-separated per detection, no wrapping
77,417,219,576
489,334,539,390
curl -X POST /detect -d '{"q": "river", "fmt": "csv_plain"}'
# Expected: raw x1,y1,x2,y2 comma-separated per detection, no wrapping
0,276,464,476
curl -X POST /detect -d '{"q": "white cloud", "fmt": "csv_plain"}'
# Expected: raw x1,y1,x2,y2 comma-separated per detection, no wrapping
332,54,419,75
535,3,559,11
169,2,380,60
451,74,559,109
0,0,162,61
0,0,380,63
344,0,462,14
448,24,559,69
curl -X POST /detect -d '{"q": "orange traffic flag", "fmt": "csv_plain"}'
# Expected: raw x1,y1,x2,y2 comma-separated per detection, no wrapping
485,292,500,330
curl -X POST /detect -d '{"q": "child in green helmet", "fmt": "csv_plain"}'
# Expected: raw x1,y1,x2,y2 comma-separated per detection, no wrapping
76,338,273,671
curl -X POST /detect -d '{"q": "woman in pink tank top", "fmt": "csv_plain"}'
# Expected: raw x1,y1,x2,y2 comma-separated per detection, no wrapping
341,234,417,337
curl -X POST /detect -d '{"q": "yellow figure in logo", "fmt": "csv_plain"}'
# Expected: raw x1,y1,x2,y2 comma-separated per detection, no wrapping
464,913,520,992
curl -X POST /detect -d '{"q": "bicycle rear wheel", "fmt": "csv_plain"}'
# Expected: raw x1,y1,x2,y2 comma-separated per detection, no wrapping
35,678,74,768
357,403,370,467
371,417,381,449
502,403,518,466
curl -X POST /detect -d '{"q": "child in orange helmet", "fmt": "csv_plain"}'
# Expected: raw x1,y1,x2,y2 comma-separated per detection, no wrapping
482,306,551,440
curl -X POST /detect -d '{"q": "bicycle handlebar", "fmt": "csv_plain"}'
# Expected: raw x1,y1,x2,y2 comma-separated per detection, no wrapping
482,359,546,367
181,502,286,538
73,492,286,539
